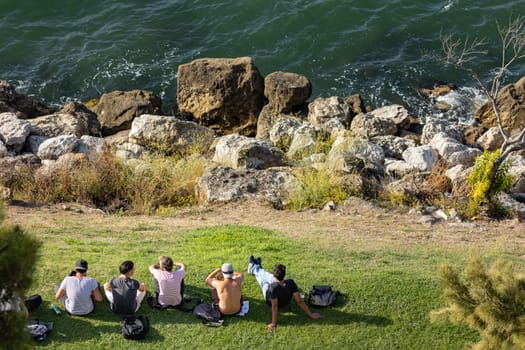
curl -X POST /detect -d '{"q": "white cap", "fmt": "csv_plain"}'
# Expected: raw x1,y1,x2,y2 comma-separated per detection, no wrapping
221,263,234,278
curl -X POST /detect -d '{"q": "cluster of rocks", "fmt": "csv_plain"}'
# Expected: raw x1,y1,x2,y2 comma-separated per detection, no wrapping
1,57,525,217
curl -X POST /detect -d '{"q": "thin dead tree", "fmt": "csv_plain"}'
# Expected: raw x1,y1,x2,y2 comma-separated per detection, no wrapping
440,15,525,210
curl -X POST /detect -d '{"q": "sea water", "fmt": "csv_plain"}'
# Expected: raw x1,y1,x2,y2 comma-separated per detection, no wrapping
0,0,524,122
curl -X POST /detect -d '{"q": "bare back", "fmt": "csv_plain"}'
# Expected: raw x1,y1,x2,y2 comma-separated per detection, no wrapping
215,277,243,315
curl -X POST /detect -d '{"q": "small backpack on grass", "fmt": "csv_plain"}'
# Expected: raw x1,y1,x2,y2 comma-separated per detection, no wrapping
24,294,42,312
307,285,339,308
122,315,149,340
193,303,223,327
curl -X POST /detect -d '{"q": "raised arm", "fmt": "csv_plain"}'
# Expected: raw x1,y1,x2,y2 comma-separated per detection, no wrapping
148,264,159,273
205,267,222,287
233,271,244,283
174,261,187,271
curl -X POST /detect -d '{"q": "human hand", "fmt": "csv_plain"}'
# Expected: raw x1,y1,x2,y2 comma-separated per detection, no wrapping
310,312,321,319
267,323,276,332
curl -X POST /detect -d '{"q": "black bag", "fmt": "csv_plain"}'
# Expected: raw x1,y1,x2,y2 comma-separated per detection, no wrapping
307,285,339,308
193,303,223,326
122,315,149,340
24,294,42,312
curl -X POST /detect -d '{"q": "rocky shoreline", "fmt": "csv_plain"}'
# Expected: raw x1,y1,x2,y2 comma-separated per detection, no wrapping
1,56,525,220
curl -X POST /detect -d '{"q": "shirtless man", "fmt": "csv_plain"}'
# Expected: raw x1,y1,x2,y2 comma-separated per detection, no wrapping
205,263,244,316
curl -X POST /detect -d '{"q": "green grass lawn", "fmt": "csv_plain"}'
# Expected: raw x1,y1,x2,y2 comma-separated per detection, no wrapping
23,220,521,350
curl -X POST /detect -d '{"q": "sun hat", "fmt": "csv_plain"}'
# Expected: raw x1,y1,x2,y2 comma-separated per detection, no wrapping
75,259,88,272
221,263,234,279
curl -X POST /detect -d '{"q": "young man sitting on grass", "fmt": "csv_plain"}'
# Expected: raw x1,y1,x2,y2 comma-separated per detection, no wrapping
149,256,186,308
248,256,321,331
55,259,103,315
205,262,244,316
104,260,147,314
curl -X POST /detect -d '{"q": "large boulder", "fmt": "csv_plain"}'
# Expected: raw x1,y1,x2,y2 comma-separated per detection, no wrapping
36,135,78,160
476,75,525,132
429,132,481,167
177,57,264,136
75,136,109,159
128,114,215,155
0,80,54,118
267,116,307,152
401,145,439,172
27,113,89,138
60,101,102,136
195,165,297,208
212,134,285,170
327,136,385,174
476,127,504,151
264,71,311,113
91,90,162,136
287,123,319,160
421,118,464,145
0,112,31,152
307,96,352,134
351,104,410,139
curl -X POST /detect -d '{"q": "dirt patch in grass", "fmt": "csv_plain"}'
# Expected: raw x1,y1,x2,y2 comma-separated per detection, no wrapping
5,198,525,253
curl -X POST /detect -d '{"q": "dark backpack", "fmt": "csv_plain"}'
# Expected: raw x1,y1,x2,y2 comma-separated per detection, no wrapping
24,294,42,312
307,285,339,308
122,315,149,340
193,303,223,326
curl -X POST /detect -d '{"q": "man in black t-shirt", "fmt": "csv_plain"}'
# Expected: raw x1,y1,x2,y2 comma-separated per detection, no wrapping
248,257,321,331
104,260,147,314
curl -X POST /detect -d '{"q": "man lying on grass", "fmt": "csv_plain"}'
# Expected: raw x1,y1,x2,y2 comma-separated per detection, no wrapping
248,256,321,331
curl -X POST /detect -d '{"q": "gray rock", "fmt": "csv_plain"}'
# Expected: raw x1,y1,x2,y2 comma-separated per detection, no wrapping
213,134,285,169
128,114,215,155
268,116,304,151
429,132,481,166
402,145,439,172
477,127,504,151
371,135,417,159
287,123,319,160
37,134,78,160
75,136,109,158
307,96,352,134
28,113,89,138
26,135,48,154
195,165,297,208
328,136,385,173
59,101,102,137
421,118,464,144
0,112,31,152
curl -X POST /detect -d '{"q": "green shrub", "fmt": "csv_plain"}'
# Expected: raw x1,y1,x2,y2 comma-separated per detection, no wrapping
466,150,512,217
7,152,210,214
125,154,210,214
286,164,349,210
431,254,525,350
0,203,41,350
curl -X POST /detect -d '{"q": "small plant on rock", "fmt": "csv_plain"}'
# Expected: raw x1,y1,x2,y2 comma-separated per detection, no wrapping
466,149,512,218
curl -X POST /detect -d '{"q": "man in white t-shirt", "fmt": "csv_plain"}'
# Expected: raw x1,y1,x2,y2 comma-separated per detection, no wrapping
55,259,103,315
149,256,186,307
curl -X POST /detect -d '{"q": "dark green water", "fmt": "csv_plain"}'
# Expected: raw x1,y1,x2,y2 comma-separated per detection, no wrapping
0,0,524,121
